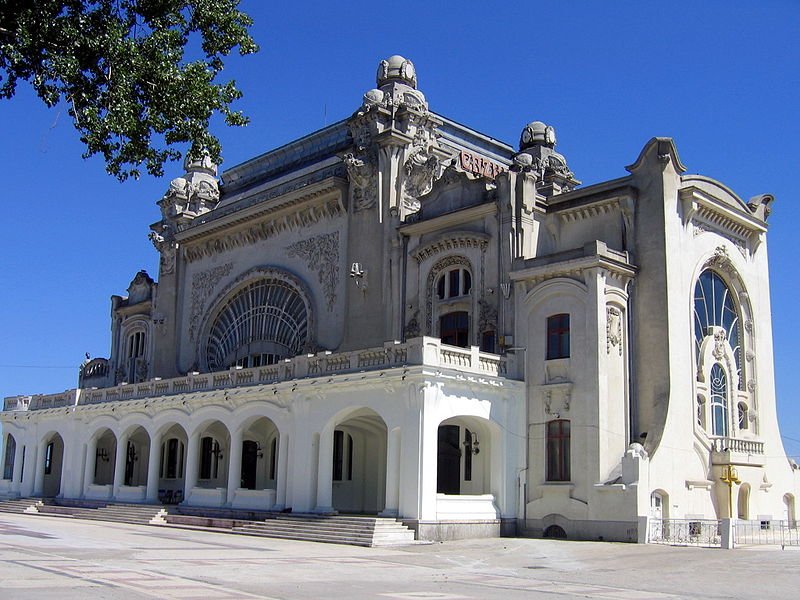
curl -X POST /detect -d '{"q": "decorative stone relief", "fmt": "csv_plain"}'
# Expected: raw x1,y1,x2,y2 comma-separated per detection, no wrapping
606,306,622,355
343,152,378,212
189,263,233,340
405,309,420,338
712,329,727,360
148,225,176,275
478,299,497,335
287,231,340,311
693,224,748,257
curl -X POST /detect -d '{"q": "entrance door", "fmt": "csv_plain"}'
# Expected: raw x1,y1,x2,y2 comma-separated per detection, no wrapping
124,441,136,486
437,425,461,495
240,441,258,490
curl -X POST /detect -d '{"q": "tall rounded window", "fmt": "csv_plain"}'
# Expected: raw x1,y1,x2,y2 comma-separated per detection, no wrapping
693,269,742,387
205,277,310,371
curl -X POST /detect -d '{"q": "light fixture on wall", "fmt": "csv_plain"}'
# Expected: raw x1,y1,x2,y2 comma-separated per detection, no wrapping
96,448,110,462
211,442,224,461
463,431,480,455
255,443,264,459
350,262,368,292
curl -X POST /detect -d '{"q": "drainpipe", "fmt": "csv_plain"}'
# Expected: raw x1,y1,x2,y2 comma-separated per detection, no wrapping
627,279,637,445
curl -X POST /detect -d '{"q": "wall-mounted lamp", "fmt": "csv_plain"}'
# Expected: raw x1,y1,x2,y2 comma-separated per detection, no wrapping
211,442,224,461
255,443,265,459
96,448,110,462
350,262,368,292
463,431,480,455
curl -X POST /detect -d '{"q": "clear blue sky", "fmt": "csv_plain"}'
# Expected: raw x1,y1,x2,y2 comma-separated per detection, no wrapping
1,1,798,459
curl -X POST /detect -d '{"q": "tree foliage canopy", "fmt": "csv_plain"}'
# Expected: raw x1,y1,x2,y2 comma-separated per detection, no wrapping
0,0,258,180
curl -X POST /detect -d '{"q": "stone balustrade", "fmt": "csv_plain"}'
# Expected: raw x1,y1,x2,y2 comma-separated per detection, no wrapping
710,436,765,455
2,337,509,412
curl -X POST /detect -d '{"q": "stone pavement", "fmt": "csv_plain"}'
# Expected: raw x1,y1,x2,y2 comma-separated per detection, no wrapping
0,512,797,599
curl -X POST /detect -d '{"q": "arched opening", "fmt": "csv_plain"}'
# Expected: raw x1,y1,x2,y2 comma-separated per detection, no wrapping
93,429,117,486
123,426,150,488
650,490,669,540
330,409,387,514
2,434,16,480
543,524,567,539
240,417,280,495
195,420,230,491
737,483,750,520
784,494,796,527
42,433,64,497
158,424,188,504
436,417,492,496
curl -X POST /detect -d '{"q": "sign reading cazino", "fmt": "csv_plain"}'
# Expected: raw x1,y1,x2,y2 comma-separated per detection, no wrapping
459,150,508,180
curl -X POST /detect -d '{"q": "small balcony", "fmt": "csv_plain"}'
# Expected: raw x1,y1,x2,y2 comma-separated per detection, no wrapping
710,436,765,467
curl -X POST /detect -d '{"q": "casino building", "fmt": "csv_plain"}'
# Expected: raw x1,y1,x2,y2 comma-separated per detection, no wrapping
1,56,797,541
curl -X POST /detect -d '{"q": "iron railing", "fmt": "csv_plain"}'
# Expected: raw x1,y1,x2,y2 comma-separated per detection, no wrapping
648,518,722,547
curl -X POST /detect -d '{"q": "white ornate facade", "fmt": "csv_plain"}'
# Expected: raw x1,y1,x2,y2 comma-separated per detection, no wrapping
2,56,798,541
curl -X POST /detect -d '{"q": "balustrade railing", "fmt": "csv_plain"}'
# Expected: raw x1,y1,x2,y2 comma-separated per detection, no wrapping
3,337,510,412
710,436,764,455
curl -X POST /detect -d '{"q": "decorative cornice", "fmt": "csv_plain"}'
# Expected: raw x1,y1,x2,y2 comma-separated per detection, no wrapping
182,183,346,263
411,231,489,264
399,202,496,236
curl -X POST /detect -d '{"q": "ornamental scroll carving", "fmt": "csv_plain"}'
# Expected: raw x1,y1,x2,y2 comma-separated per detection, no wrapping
287,232,340,311
343,152,377,212
189,263,233,340
606,306,622,355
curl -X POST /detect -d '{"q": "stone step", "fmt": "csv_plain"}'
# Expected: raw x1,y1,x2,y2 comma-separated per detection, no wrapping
231,515,416,547
239,521,412,536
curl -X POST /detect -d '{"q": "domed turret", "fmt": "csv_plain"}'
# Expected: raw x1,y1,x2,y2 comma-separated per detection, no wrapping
377,55,418,89
520,121,557,151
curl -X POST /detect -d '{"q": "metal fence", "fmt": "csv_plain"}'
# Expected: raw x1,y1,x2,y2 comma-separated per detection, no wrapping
649,518,722,547
735,520,800,547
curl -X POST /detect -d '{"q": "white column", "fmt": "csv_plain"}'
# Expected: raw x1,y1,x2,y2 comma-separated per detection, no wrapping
83,438,97,496
273,433,289,510
315,428,335,513
226,428,243,506
33,440,47,496
145,431,162,503
183,432,201,501
11,438,25,494
379,428,401,517
112,433,128,499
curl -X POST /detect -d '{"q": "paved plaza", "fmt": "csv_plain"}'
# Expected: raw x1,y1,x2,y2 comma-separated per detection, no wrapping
0,512,797,599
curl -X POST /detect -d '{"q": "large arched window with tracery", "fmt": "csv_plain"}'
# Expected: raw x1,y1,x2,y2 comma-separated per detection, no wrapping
693,269,742,388
205,277,310,371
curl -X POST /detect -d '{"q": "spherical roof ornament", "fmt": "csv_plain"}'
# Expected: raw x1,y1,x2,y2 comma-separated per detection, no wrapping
377,55,418,89
520,121,556,151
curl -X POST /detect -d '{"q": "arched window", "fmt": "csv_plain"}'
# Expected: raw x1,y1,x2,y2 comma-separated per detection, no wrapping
126,330,147,383
738,402,749,430
2,434,15,480
710,364,728,437
693,270,742,387
436,267,471,299
546,420,570,482
205,277,309,371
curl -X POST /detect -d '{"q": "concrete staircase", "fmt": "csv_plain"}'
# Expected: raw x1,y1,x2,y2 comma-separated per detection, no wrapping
35,501,167,525
0,497,42,514
232,514,417,547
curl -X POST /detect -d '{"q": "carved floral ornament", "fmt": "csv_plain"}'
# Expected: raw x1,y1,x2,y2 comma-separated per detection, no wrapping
606,306,623,355
286,231,340,312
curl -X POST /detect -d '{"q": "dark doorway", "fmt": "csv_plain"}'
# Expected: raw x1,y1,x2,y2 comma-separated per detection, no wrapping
124,441,136,486
241,440,259,490
437,424,461,494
